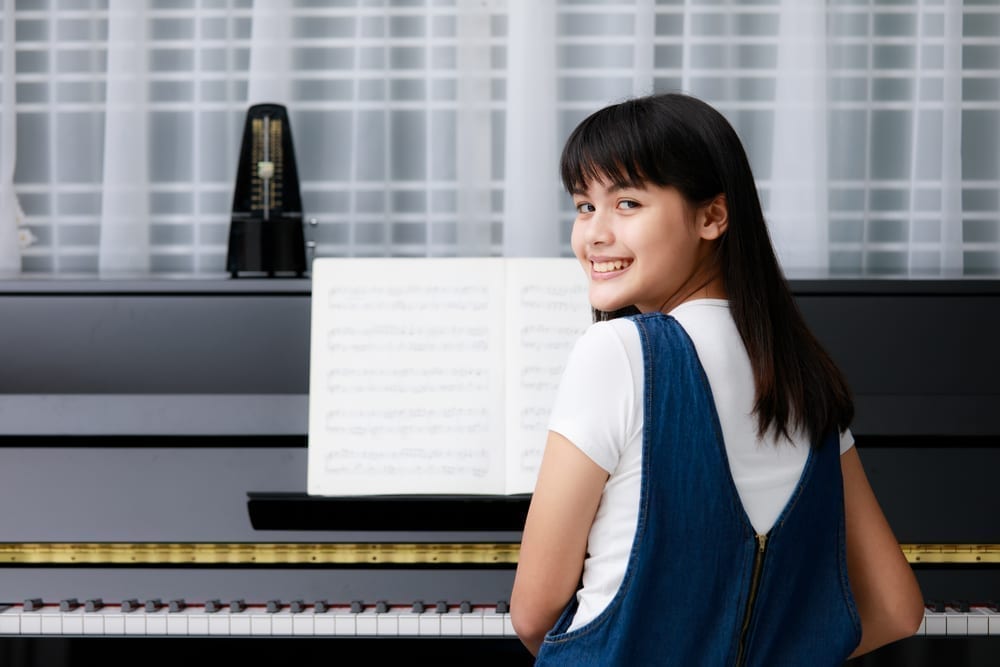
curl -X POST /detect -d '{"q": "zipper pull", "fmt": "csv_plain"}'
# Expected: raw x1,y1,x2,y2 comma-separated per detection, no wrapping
756,534,767,553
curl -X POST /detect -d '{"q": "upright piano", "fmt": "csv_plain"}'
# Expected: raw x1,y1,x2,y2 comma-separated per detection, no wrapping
0,277,997,666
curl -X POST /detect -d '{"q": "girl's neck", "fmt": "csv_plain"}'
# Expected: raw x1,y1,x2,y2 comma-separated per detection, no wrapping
656,258,726,314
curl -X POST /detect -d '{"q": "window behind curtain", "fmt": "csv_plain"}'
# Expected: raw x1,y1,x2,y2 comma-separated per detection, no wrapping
5,0,1000,277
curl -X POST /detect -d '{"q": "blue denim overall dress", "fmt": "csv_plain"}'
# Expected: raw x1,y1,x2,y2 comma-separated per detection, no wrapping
535,313,861,666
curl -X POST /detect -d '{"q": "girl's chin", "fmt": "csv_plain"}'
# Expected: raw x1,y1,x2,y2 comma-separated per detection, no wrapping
589,295,632,313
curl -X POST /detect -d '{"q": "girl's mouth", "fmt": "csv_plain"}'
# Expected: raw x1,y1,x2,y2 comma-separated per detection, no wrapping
592,259,632,274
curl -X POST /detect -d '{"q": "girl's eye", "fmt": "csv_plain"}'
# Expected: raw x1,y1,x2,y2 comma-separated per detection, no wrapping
576,202,595,214
618,199,639,210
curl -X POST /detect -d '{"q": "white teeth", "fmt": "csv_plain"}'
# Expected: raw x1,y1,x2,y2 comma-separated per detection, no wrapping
593,259,632,273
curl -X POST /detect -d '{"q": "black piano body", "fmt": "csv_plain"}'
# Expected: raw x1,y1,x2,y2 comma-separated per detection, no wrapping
0,277,998,666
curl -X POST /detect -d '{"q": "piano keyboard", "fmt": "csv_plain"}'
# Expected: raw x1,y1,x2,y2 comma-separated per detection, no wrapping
2,600,997,638
916,603,1000,637
0,600,515,637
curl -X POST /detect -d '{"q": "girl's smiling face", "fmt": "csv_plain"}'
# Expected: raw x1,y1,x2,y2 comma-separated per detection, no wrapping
570,177,728,314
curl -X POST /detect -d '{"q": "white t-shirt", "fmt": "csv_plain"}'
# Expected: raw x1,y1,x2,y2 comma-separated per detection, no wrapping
547,299,854,632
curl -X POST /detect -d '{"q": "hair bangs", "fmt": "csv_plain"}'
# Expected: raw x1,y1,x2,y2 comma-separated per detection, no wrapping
560,105,654,195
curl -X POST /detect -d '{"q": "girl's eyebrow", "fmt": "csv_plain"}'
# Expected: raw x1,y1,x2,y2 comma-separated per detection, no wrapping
570,182,646,197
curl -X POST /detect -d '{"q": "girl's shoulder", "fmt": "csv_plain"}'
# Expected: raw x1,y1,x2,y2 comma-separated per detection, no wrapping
577,317,642,358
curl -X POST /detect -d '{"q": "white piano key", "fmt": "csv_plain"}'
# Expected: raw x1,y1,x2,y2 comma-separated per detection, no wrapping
292,613,314,636
82,609,105,636
313,614,336,636
20,609,42,635
375,608,402,637
461,608,485,636
503,615,517,637
166,610,189,636
986,607,1000,637
40,611,63,635
187,609,210,636
398,611,420,636
988,609,1000,636
924,611,946,636
440,608,462,637
483,610,505,636
229,610,251,636
915,615,926,636
123,611,146,636
0,607,20,635
208,610,231,636
61,609,84,636
356,609,378,636
145,611,167,635
333,610,356,636
968,608,990,636
104,610,125,636
945,610,969,636
271,611,293,636
418,611,441,637
250,612,271,636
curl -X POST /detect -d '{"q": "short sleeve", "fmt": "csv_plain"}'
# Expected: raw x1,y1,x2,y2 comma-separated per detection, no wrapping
547,320,638,474
839,428,855,455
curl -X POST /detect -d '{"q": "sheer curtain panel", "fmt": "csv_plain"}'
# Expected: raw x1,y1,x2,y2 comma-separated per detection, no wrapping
5,0,1000,278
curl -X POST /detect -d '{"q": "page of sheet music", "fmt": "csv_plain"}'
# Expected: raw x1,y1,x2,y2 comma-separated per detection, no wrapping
308,258,507,496
503,258,592,494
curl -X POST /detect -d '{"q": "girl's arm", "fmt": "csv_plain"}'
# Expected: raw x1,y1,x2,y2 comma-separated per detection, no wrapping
510,430,609,656
842,446,925,658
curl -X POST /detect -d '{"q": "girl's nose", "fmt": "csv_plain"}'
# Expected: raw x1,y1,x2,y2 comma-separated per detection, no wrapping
586,210,613,246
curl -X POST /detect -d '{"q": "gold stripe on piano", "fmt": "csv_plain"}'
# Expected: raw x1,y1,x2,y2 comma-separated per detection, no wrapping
901,544,1000,564
1,543,995,565
0,543,521,565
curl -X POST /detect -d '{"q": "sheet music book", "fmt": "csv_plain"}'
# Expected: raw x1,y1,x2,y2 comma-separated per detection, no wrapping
307,257,593,496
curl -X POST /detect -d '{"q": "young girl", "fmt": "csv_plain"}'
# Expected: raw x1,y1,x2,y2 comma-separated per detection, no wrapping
510,93,924,664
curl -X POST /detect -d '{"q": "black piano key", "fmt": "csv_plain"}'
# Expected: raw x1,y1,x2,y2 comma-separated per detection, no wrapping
928,600,946,613
266,600,282,613
168,599,186,613
496,600,509,614
435,600,448,614
23,598,44,612
204,599,223,613
120,599,140,613
988,601,1000,613
314,600,329,614
412,600,426,613
290,600,306,614
954,600,971,613
144,598,163,613
59,598,79,612
350,600,364,614
230,599,247,613
85,599,104,612
375,600,389,614
460,601,473,614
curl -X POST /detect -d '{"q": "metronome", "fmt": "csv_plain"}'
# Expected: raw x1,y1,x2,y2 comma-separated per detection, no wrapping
226,103,306,277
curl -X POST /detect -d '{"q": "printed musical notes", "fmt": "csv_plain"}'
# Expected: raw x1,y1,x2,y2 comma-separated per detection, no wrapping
307,258,592,496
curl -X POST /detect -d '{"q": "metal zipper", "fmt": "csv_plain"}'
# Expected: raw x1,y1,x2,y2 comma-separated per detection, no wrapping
734,533,768,667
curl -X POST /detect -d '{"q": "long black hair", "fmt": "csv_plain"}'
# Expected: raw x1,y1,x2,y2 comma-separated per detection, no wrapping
560,93,853,446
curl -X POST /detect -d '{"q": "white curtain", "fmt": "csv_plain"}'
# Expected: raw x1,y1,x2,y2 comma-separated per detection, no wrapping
0,0,20,277
768,0,829,273
99,0,151,275
503,1,559,256
5,1,994,277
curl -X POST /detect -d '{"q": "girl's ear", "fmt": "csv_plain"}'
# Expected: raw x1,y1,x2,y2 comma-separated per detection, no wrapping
698,194,728,240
